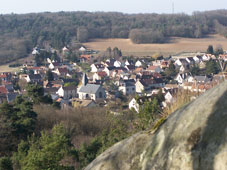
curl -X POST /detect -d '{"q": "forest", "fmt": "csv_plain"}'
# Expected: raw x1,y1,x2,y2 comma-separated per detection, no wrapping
0,10,227,64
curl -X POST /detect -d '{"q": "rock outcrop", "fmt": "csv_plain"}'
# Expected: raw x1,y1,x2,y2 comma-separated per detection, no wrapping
85,81,227,170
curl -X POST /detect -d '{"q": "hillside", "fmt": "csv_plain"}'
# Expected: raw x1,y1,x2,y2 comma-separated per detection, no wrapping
0,10,227,65
85,80,227,170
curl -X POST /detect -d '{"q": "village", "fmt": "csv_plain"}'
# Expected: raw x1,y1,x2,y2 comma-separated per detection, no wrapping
0,45,227,114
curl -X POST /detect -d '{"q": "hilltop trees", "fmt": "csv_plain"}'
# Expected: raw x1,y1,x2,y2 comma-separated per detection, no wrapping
207,45,214,54
13,124,74,170
0,96,37,156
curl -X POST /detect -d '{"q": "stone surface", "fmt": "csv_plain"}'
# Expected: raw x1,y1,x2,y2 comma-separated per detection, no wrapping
85,81,227,170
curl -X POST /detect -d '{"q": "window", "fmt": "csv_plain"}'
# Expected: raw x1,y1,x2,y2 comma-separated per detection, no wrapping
132,88,135,90
99,92,103,98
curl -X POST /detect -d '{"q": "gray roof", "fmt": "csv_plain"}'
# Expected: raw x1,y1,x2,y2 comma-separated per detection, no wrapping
79,84,101,94
194,76,209,82
7,92,19,102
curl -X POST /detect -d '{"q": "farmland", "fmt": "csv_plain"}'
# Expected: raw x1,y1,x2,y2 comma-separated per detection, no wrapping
83,34,227,57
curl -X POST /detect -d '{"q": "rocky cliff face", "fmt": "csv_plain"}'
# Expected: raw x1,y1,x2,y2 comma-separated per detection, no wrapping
85,81,227,170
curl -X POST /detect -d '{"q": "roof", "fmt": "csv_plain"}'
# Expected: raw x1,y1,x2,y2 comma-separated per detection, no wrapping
97,71,107,77
62,85,77,91
28,74,42,80
0,86,8,94
148,65,157,70
7,92,19,102
194,76,209,82
57,67,68,73
79,84,101,94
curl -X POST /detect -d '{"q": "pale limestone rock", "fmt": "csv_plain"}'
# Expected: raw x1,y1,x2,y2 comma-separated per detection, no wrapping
85,81,227,170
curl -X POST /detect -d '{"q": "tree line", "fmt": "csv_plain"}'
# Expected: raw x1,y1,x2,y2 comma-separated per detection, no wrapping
0,10,227,64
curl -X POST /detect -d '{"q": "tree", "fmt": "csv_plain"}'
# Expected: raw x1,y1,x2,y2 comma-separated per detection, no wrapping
26,84,44,104
45,69,54,81
205,59,220,75
207,45,214,54
77,27,89,43
0,157,13,170
190,64,200,76
165,61,177,78
0,97,37,156
214,46,224,56
137,97,161,130
13,124,73,170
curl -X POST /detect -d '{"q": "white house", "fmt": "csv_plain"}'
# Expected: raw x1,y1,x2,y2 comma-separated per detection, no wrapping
56,85,77,99
25,74,42,83
125,59,134,66
129,98,139,113
90,64,105,73
165,91,174,103
114,60,123,67
175,59,188,67
118,81,135,95
93,72,107,81
49,62,60,70
135,60,143,67
175,73,189,84
193,55,203,63
202,54,211,61
78,73,106,101
103,66,115,76
79,46,86,52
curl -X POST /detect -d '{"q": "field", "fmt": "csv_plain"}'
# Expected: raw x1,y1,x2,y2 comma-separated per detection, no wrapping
84,34,227,57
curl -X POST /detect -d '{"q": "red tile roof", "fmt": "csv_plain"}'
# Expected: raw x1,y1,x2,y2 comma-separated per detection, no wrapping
97,71,107,77
0,86,7,94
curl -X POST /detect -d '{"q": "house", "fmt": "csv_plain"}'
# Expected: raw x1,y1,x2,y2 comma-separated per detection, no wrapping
125,59,134,66
194,76,210,83
90,64,105,73
186,57,195,65
175,73,190,84
135,60,143,67
49,62,60,70
118,80,135,95
103,66,116,76
135,79,154,93
53,67,68,76
202,54,211,61
134,67,143,74
114,60,123,67
0,72,12,82
160,61,169,69
78,73,106,101
219,54,227,61
72,99,96,108
32,47,40,55
62,46,69,53
146,66,162,73
93,71,107,81
175,59,189,67
7,92,19,103
164,91,174,103
129,98,140,113
25,74,42,84
79,46,87,52
179,65,189,73
80,55,93,63
0,86,8,94
125,65,136,72
56,85,77,99
193,55,203,63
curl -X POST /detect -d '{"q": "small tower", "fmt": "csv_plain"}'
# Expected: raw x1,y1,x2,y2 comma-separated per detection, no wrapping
82,72,88,86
